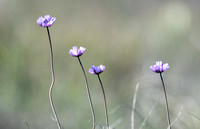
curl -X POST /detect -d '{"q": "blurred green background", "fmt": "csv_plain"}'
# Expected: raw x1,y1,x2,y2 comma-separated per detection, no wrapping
1,0,200,128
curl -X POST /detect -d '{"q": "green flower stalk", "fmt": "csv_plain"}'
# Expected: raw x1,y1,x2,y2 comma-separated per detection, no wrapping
89,65,109,129
150,61,171,129
69,46,96,129
37,15,62,129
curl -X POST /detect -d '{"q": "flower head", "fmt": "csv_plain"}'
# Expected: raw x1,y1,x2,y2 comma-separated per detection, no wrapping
69,46,86,57
37,15,56,27
89,65,105,75
150,61,169,73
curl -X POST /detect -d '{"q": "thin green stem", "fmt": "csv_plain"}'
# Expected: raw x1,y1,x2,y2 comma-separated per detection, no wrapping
97,74,109,129
46,27,62,129
24,120,30,129
160,73,171,129
77,57,96,129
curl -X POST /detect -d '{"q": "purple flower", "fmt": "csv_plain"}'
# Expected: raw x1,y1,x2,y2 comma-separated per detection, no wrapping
69,46,86,57
37,15,56,27
150,61,169,73
89,65,105,75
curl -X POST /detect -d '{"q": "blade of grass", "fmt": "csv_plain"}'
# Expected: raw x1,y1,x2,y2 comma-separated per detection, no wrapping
24,120,30,129
138,101,159,129
167,105,183,129
131,83,140,129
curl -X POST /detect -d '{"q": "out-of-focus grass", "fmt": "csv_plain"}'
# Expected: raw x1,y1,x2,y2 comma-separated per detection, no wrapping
0,0,200,129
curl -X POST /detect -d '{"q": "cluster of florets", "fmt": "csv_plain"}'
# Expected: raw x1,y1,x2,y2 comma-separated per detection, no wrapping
150,61,169,73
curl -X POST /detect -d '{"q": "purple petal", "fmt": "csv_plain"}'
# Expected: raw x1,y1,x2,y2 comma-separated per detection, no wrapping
37,16,44,27
95,66,101,73
47,17,56,27
44,15,51,22
79,47,86,53
69,46,85,57
69,49,76,57
73,46,78,50
37,15,56,27
150,66,155,72
100,65,105,72
163,63,169,70
89,66,95,74
150,61,169,73
89,65,105,75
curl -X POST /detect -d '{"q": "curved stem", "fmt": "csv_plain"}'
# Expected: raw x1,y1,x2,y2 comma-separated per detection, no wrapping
160,73,171,129
46,27,62,129
77,57,96,129
97,74,109,129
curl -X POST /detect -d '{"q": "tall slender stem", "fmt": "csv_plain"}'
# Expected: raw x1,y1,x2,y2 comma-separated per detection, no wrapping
160,73,171,129
97,74,109,129
46,27,62,129
77,57,96,129
131,83,139,129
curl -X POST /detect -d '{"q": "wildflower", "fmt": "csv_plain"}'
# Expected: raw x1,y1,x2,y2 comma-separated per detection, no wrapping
37,15,56,27
150,61,169,73
150,61,171,129
89,65,105,75
69,46,96,129
36,14,61,129
89,64,109,128
69,46,86,57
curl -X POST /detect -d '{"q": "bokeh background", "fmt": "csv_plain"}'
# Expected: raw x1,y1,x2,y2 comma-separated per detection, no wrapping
1,0,200,129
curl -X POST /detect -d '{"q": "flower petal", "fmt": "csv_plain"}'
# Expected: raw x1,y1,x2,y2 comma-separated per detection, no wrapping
89,65,105,75
100,65,105,72
37,15,56,27
89,66,95,74
150,61,169,73
69,46,85,57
